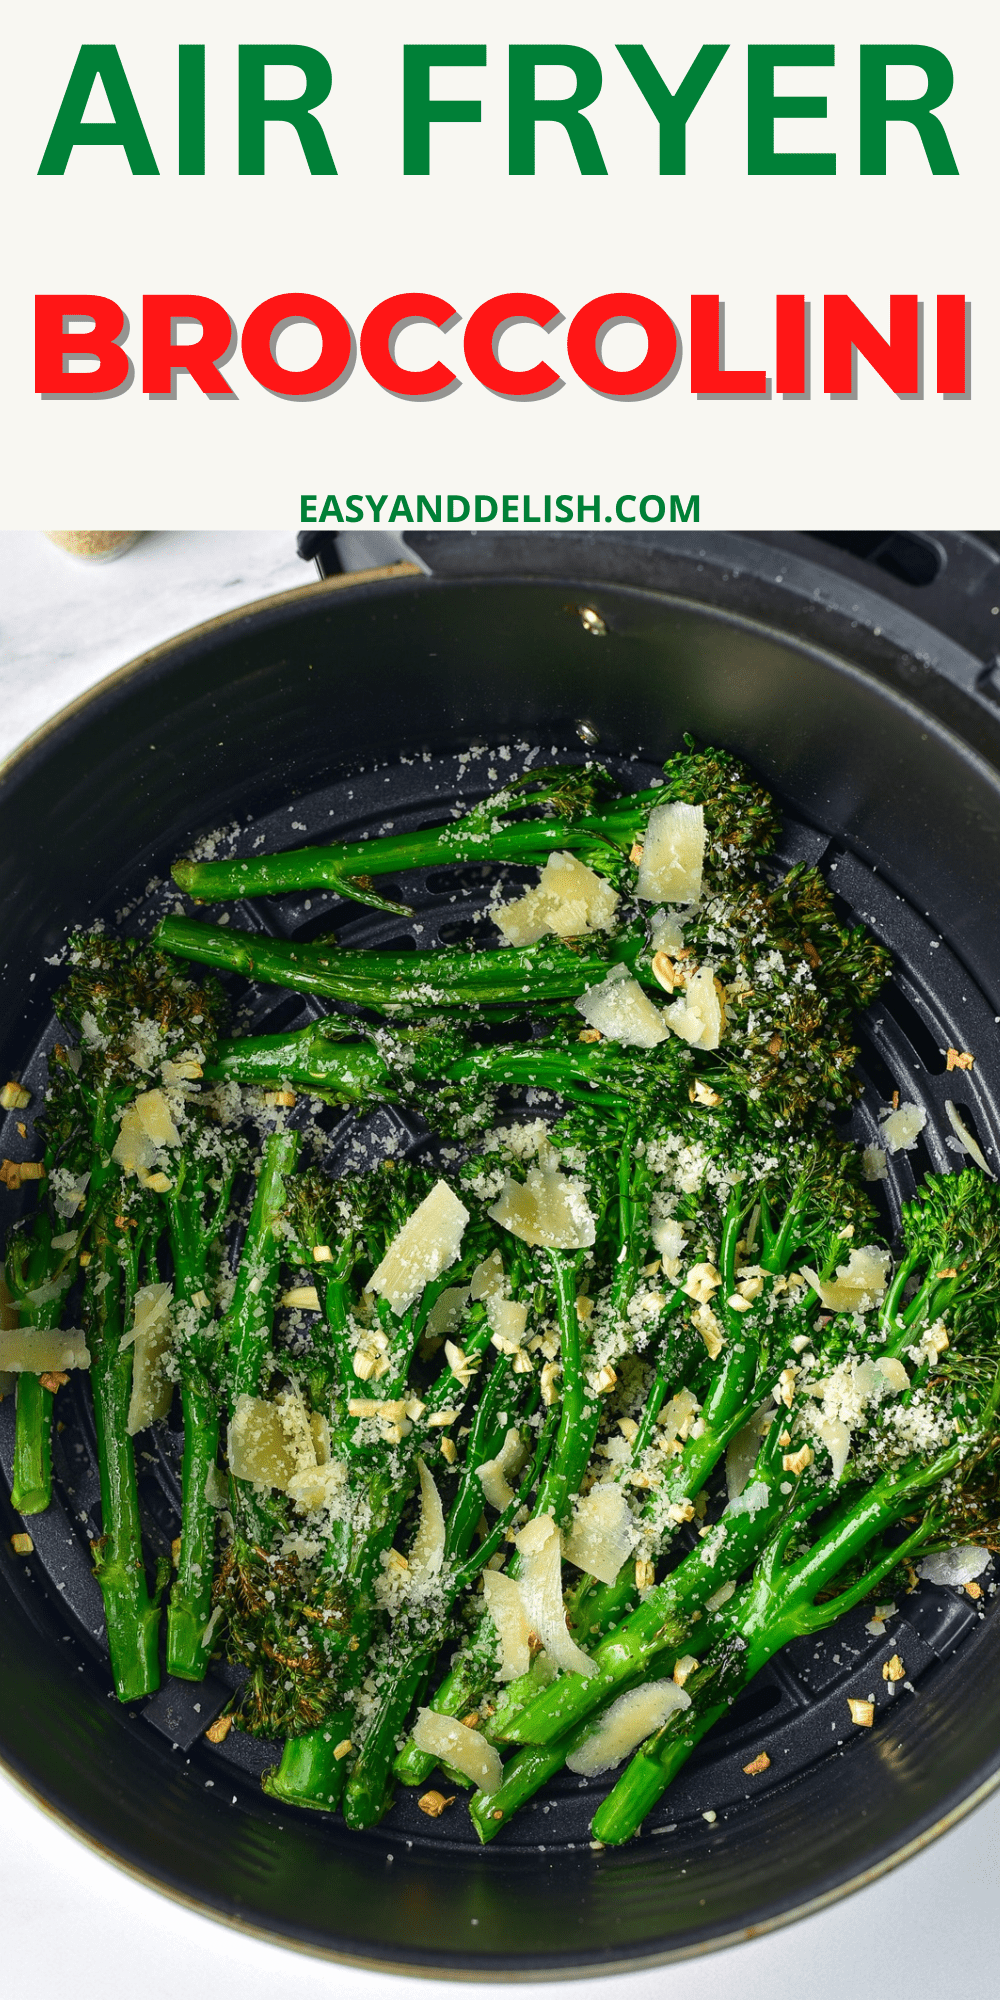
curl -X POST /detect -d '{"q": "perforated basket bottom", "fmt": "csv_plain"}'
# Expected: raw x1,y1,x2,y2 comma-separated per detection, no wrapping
1,743,997,1855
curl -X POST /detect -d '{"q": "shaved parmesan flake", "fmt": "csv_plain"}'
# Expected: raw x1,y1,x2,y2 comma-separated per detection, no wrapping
113,1089,182,1181
880,1102,927,1154
483,1567,532,1680
944,1100,994,1177
409,1457,446,1575
489,1168,595,1250
876,1356,910,1394
800,1245,890,1314
228,1390,321,1495
412,1709,503,1793
471,1251,507,1301
635,802,705,904
575,967,667,1049
566,1681,692,1776
228,1396,297,1489
725,1403,773,1500
369,1180,470,1315
0,1329,90,1374
564,1482,637,1586
50,1168,90,1220
649,908,689,955
813,1415,851,1486
495,851,618,947
515,1513,597,1677
487,1297,529,1353
726,1479,770,1519
281,1285,321,1312
477,1428,528,1511
917,1545,992,1587
123,1282,174,1433
663,966,723,1051
423,1286,471,1338
651,1216,687,1265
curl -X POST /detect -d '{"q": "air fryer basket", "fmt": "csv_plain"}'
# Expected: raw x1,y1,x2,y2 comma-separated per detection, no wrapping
1,533,1000,1976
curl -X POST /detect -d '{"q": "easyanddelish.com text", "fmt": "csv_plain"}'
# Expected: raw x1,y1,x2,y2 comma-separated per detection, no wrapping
300,493,700,527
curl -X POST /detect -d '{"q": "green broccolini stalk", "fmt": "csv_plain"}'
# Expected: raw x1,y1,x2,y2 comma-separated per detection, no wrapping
48,935,229,1699
170,748,780,912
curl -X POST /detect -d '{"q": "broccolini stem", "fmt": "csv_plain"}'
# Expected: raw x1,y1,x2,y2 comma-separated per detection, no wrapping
167,1360,220,1680
226,1129,301,1404
531,1250,589,1528
171,796,655,907
11,1374,54,1516
263,1706,356,1812
156,915,643,1014
342,1654,433,1829
86,1234,161,1703
208,1024,394,1104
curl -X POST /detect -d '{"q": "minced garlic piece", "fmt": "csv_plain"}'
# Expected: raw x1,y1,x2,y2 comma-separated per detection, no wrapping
0,1160,45,1188
782,1445,814,1475
848,1698,875,1727
281,1285,321,1312
883,1655,905,1683
743,1752,771,1776
684,1263,722,1304
418,1790,455,1817
0,1082,30,1110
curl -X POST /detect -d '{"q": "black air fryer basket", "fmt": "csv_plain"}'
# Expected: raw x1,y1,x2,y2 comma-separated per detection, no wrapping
1,528,999,1975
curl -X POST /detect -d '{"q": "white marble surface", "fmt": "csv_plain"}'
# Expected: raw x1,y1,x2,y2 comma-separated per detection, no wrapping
0,528,998,1999
0,530,306,762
